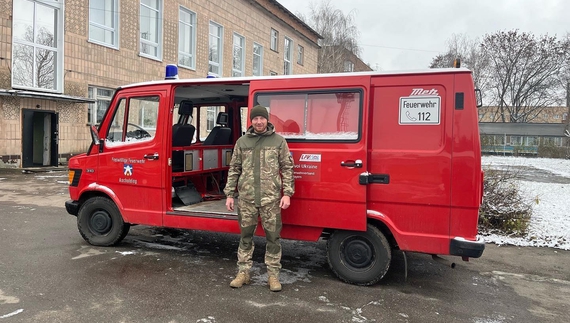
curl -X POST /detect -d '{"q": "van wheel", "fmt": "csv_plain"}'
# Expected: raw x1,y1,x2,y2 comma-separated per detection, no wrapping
327,224,391,285
77,197,129,246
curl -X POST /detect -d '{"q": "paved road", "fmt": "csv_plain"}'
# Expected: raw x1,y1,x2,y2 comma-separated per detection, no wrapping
0,169,569,323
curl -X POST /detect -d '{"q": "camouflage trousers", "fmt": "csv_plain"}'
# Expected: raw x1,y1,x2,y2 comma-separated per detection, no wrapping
236,198,282,277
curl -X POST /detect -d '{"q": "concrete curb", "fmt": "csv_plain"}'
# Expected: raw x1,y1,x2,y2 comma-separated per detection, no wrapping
0,167,68,175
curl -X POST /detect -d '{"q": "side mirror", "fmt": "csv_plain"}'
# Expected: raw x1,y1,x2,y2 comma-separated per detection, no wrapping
90,125,100,145
475,89,483,108
90,125,104,153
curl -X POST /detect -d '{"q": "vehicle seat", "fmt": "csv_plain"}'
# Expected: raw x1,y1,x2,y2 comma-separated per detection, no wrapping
203,112,231,145
172,100,196,147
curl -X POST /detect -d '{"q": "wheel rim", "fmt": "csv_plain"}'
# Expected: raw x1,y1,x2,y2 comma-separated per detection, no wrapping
341,236,375,269
89,210,112,235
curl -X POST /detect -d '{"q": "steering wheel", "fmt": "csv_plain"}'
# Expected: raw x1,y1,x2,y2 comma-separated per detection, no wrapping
126,123,152,140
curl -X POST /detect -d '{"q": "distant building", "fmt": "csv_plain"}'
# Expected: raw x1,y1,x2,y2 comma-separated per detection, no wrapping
0,0,321,167
478,106,569,123
478,105,570,157
318,45,372,73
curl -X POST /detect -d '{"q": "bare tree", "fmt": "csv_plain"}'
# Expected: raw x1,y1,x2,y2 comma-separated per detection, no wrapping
298,0,361,73
13,26,55,89
481,30,570,123
430,34,491,100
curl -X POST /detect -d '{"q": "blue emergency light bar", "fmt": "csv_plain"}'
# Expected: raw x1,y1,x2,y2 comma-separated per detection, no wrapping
165,64,178,80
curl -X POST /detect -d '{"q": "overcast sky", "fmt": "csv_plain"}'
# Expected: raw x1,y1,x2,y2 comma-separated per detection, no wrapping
278,0,570,71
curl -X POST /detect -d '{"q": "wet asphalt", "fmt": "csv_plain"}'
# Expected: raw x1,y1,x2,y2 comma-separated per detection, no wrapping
0,167,569,323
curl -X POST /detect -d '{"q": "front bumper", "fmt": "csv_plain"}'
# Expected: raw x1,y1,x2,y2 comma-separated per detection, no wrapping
65,200,80,216
450,237,485,258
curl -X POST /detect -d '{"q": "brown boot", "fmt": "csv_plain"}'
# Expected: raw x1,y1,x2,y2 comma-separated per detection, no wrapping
230,272,250,288
268,275,282,292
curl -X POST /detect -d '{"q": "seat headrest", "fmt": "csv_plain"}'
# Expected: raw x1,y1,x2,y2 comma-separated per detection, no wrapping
178,100,193,115
217,112,229,126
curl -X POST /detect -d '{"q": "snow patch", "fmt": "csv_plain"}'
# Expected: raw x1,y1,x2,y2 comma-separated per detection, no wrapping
481,156,570,250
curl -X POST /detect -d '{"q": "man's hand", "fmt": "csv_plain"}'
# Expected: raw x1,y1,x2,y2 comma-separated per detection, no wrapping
226,197,234,211
280,196,290,209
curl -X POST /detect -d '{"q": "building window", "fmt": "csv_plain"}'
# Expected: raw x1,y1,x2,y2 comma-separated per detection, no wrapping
140,0,162,60
206,106,220,131
89,0,119,48
253,42,263,76
232,33,245,77
209,22,223,76
12,0,64,92
297,45,304,65
283,37,293,75
509,136,523,146
526,136,538,146
178,7,196,69
88,86,114,125
270,28,279,51
344,60,354,72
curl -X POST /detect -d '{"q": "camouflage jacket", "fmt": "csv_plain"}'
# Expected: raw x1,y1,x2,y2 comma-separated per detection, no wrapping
224,123,295,206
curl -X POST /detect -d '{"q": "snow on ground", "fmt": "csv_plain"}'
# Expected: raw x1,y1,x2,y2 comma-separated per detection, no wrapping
481,156,570,250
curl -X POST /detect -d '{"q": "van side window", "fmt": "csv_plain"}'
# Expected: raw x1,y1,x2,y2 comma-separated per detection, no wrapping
106,96,159,146
172,102,197,143
256,90,361,141
198,106,226,141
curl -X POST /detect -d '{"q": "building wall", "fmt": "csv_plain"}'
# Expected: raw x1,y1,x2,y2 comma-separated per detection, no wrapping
0,0,319,166
478,106,569,123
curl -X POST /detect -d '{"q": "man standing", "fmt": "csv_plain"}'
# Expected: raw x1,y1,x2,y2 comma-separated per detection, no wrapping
224,104,295,292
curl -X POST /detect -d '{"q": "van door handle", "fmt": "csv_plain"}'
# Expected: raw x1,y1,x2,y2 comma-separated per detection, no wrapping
144,153,159,160
340,159,363,168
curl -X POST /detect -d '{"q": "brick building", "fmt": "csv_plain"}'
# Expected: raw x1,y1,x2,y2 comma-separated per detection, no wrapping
478,106,569,123
0,0,320,167
478,105,570,157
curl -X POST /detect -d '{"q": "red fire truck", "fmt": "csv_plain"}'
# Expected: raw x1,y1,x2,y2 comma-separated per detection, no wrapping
66,65,485,285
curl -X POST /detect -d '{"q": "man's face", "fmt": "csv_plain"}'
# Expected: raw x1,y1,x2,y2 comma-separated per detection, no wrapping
251,116,268,133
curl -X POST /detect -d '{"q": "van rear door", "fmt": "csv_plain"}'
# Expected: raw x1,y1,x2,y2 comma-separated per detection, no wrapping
369,74,453,254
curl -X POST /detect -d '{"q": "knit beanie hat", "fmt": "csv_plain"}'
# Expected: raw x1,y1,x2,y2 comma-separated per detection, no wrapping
250,105,269,121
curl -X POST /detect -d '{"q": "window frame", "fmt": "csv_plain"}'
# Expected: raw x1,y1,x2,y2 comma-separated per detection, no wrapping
254,89,363,142
208,21,224,76
88,86,114,125
297,45,304,65
11,0,64,93
206,106,220,131
89,0,119,48
232,32,245,77
105,95,159,145
344,60,355,72
178,6,196,70
270,28,279,52
252,42,263,76
283,37,293,75
139,0,163,60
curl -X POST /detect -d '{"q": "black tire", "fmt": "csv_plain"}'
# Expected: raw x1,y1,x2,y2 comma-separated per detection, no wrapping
77,197,129,246
118,223,131,242
327,224,392,285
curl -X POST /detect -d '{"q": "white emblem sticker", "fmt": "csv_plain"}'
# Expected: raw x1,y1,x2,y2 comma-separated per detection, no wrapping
299,154,321,162
399,96,441,125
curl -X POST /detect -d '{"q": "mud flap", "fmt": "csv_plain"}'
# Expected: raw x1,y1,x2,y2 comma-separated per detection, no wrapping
174,185,203,206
